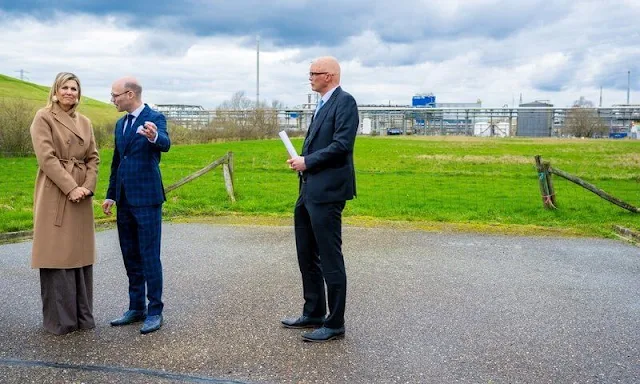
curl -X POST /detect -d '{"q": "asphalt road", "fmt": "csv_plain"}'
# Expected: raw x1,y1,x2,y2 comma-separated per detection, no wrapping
0,223,638,383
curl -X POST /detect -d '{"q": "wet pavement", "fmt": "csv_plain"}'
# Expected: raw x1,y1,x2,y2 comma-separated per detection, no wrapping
0,223,638,383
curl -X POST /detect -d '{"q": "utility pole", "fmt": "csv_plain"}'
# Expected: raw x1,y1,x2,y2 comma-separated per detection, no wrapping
15,69,29,81
256,35,260,108
599,86,602,107
627,70,631,105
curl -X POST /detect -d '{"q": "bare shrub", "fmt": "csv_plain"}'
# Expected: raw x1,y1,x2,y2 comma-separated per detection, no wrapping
159,91,292,144
168,122,202,145
0,98,38,157
207,91,284,141
93,120,117,149
564,107,609,138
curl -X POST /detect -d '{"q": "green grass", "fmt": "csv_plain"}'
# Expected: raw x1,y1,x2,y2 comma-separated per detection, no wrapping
0,73,121,124
2,136,639,238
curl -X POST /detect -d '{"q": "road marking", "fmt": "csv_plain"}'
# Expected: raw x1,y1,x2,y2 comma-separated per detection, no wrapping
0,358,250,384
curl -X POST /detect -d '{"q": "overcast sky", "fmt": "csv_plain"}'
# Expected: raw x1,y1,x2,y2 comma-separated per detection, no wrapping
1,0,639,109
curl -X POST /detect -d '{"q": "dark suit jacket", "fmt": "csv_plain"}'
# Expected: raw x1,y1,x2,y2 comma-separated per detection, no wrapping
301,86,359,204
106,104,171,206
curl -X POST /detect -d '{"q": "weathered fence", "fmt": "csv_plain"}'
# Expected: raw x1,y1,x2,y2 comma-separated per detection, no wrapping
164,151,235,202
535,155,639,213
0,151,236,242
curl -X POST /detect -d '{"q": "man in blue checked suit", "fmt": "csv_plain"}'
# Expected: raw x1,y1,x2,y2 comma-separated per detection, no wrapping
282,57,359,342
102,76,170,334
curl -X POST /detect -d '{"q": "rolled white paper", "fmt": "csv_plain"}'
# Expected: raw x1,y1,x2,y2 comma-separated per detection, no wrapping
279,130,298,158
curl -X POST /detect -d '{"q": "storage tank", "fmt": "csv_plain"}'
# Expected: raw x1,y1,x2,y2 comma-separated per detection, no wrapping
517,101,553,137
361,118,372,135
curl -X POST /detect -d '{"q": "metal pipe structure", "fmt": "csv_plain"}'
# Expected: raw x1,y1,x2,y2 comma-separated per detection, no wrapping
627,70,631,105
155,104,640,137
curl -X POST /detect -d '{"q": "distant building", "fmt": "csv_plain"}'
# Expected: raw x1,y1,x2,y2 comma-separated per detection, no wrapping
435,102,482,109
155,104,212,128
412,94,436,107
517,101,553,137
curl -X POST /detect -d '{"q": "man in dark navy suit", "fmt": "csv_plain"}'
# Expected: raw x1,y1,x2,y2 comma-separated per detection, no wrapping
282,57,359,342
102,77,170,334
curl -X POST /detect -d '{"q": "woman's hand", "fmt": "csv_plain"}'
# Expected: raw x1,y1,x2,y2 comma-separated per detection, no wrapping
68,187,85,203
78,187,93,197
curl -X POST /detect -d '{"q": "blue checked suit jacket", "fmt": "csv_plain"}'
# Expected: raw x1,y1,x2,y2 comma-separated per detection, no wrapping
106,104,171,206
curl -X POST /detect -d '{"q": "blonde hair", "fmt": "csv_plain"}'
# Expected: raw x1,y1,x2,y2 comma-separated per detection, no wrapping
46,72,82,116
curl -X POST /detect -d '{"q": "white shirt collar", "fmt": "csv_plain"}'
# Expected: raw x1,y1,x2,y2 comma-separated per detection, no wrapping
128,103,145,119
320,86,339,104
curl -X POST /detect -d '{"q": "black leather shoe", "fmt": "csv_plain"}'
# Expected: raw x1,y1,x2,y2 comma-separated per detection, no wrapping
110,310,146,326
281,315,325,329
140,315,163,334
302,326,345,342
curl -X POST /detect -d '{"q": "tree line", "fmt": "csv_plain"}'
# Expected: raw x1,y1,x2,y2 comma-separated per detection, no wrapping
0,91,294,157
0,94,616,157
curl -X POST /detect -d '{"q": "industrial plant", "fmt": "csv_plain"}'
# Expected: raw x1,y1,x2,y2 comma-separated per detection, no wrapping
154,94,640,138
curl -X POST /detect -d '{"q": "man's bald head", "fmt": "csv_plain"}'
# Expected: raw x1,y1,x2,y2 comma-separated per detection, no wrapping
313,56,340,78
309,56,341,95
113,76,142,98
111,76,143,113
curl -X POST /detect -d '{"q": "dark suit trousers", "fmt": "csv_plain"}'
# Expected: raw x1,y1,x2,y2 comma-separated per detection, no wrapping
294,183,347,329
117,190,164,316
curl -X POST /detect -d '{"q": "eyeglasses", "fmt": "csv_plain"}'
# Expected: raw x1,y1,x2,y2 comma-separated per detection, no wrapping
309,72,330,77
110,90,131,99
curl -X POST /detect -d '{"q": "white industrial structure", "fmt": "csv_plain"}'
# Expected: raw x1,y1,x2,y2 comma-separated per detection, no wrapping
154,104,640,138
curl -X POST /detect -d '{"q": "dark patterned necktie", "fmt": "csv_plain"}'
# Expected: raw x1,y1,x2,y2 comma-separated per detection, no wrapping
123,114,134,134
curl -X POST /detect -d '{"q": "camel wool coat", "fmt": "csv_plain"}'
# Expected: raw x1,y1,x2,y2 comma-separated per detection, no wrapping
30,103,100,269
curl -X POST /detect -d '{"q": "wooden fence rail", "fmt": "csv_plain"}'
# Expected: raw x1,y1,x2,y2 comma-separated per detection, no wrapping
0,151,236,243
164,151,235,202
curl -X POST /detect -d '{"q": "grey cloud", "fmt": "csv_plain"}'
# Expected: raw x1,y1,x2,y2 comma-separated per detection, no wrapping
593,60,640,91
0,0,573,51
129,31,197,57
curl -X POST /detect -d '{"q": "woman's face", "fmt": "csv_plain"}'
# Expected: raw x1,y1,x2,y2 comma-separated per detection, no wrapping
56,79,79,111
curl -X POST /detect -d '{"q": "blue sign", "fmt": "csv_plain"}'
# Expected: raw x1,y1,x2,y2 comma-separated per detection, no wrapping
412,95,436,107
609,132,627,139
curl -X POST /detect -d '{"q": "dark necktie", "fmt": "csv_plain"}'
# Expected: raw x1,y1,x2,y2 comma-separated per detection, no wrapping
123,114,134,134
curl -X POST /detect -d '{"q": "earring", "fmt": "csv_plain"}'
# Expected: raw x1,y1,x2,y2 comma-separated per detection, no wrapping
52,95,58,102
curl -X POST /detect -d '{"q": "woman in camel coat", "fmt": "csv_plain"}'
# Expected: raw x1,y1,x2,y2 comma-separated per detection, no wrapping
30,72,100,335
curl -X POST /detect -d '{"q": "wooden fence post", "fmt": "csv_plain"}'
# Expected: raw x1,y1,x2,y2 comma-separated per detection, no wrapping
222,151,236,203
535,155,556,209
227,151,234,185
542,161,556,207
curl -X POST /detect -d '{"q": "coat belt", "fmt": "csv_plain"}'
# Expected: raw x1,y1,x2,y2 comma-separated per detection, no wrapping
55,157,87,227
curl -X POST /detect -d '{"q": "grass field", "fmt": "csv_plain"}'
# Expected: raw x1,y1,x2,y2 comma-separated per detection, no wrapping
1,136,639,238
0,74,121,124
